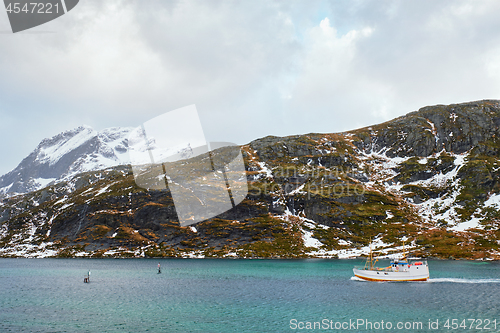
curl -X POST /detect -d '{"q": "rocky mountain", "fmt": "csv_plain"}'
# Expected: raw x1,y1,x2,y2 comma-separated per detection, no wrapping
1,100,500,259
0,126,132,195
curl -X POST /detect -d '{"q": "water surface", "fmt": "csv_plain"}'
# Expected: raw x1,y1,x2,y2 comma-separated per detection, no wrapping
1,259,499,332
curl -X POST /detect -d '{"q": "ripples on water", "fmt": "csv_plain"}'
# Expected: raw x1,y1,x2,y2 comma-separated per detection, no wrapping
1,259,499,332
429,278,500,283
351,276,500,283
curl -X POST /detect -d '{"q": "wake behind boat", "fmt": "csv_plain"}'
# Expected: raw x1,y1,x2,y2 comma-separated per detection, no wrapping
353,242,429,282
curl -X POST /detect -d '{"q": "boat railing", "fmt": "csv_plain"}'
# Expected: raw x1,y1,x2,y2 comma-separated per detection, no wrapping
355,261,427,271
353,265,393,271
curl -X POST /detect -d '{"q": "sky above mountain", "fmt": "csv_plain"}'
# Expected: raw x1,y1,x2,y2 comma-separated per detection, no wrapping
0,0,499,175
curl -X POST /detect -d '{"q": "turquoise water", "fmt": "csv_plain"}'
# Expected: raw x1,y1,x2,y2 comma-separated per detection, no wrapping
1,259,499,332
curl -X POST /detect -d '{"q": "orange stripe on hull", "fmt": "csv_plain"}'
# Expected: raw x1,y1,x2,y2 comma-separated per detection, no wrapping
354,274,429,282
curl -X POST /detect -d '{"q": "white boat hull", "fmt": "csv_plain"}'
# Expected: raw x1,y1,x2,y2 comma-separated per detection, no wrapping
353,265,429,282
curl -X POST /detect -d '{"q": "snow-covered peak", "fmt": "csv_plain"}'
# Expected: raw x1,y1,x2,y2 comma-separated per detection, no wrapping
37,126,97,166
0,125,134,195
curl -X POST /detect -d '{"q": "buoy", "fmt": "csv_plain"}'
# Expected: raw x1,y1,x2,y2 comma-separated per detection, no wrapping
84,270,91,283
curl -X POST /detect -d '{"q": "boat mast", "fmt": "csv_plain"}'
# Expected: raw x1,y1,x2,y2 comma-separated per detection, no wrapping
402,237,407,260
365,239,375,270
363,238,378,270
403,240,406,259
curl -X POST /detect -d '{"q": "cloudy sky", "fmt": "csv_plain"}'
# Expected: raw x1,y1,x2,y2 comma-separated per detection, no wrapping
0,0,499,175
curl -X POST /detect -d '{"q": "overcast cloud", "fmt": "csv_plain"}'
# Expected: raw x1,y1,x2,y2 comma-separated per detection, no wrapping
0,0,499,174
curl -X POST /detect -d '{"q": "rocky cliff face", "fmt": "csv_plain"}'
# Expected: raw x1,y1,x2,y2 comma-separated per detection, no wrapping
1,100,500,259
352,100,500,157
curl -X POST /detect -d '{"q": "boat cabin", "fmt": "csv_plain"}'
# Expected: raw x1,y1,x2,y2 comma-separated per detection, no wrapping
391,259,409,272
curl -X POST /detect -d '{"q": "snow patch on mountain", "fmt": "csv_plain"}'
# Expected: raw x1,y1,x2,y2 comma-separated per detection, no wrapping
484,194,500,208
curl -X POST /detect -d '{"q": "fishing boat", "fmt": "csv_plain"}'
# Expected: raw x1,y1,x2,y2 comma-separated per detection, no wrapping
352,243,429,282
